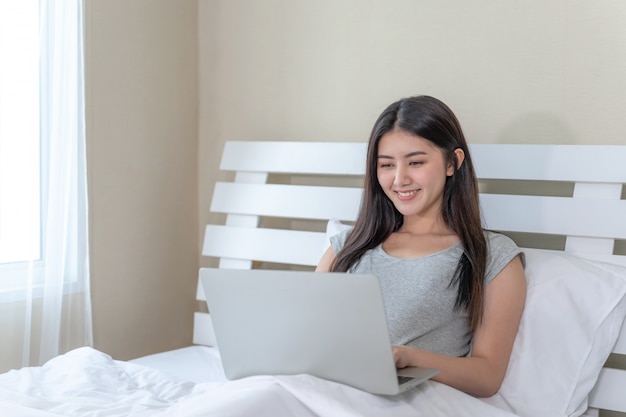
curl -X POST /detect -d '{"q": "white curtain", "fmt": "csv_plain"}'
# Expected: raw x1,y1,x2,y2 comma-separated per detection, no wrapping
20,0,92,367
36,0,91,366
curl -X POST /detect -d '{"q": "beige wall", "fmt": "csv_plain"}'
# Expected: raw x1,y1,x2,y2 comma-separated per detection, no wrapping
199,0,626,148
85,0,199,360
198,0,626,264
82,0,626,360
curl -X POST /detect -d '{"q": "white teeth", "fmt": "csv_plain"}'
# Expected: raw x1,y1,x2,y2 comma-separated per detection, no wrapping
397,191,416,197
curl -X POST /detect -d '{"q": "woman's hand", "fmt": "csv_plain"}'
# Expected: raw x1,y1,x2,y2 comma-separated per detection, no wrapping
392,345,419,369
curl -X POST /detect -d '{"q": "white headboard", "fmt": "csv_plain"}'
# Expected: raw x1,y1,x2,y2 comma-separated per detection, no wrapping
203,142,625,266
196,141,626,414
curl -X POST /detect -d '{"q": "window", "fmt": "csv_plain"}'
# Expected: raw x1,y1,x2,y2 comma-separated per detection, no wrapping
0,1,42,293
0,0,90,366
0,0,88,299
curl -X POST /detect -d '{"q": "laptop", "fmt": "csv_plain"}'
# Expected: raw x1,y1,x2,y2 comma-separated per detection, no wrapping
200,267,439,395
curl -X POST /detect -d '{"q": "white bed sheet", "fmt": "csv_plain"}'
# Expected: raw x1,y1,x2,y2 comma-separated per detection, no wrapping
0,346,524,417
129,345,227,383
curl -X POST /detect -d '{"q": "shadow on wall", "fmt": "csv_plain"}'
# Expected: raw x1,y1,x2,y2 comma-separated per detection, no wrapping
496,112,577,145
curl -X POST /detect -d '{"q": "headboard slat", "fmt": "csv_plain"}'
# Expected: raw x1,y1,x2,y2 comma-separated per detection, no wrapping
589,368,626,412
211,182,362,221
212,182,626,240
480,194,626,239
220,141,366,175
219,142,626,183
202,225,324,267
471,144,626,182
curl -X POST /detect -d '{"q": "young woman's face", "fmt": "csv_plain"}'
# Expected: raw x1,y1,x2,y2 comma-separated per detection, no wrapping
376,130,454,219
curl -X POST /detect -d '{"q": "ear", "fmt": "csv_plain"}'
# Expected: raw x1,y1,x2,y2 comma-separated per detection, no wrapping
447,148,465,176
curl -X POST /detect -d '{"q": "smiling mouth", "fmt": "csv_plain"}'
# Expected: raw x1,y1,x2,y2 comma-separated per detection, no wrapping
395,190,419,200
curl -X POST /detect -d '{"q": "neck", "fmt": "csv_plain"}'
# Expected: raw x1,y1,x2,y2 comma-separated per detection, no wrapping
400,214,452,236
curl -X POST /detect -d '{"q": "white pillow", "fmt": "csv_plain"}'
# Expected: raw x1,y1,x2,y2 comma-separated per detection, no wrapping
321,218,353,256
483,249,626,417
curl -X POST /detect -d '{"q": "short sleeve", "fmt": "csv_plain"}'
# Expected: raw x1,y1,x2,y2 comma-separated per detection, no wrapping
329,228,352,254
484,231,524,285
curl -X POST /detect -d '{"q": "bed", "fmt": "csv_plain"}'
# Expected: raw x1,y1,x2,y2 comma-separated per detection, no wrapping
1,141,625,417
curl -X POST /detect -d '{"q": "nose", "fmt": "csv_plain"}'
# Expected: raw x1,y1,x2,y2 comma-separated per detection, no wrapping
393,165,410,187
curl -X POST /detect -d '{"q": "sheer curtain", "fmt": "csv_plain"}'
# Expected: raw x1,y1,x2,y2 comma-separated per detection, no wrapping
35,0,91,366
22,0,92,367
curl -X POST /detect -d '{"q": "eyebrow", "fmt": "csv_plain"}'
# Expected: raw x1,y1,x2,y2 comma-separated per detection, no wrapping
377,151,427,159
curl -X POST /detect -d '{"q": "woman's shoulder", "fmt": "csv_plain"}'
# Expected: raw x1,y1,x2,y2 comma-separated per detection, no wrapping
484,230,519,249
483,230,525,283
328,223,353,252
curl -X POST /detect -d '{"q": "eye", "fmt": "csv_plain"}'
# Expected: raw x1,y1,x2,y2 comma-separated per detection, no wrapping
409,160,425,166
377,158,394,169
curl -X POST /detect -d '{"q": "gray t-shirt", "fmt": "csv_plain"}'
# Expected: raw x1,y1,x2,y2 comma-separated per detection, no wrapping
330,230,522,357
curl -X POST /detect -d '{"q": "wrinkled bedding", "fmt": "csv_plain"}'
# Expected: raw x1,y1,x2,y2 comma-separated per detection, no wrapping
0,347,522,417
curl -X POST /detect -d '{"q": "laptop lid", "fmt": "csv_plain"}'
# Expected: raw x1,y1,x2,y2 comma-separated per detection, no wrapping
200,267,438,395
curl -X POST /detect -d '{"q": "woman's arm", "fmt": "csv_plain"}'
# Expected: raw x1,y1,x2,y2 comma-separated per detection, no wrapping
315,246,336,272
393,255,526,397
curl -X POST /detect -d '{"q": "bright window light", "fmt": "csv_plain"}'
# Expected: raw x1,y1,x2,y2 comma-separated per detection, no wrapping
0,0,40,264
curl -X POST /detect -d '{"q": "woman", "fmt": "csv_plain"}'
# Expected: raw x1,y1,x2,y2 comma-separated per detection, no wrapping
316,95,526,397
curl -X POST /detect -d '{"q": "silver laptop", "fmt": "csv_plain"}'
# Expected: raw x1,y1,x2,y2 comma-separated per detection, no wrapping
200,267,439,395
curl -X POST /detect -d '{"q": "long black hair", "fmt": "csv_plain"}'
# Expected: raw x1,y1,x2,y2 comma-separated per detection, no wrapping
331,95,487,330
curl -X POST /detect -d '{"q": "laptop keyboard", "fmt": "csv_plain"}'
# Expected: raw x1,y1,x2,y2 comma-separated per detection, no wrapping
397,375,414,385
